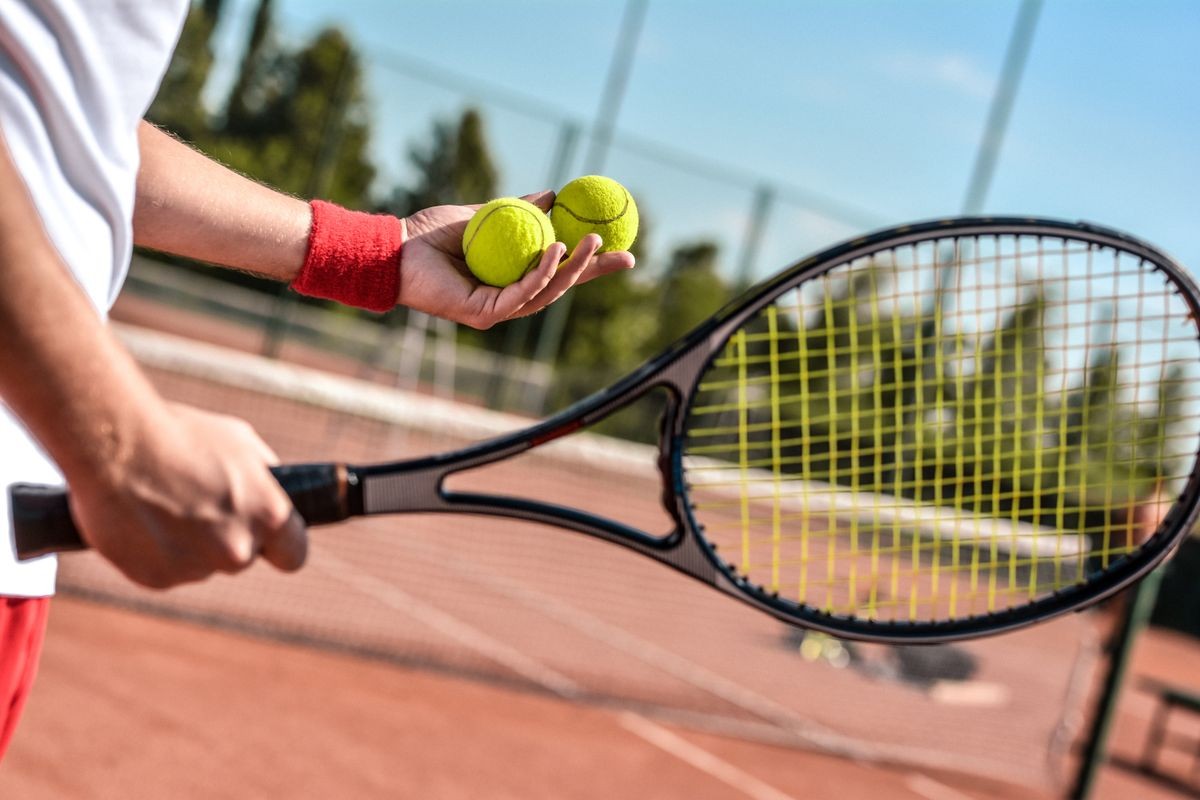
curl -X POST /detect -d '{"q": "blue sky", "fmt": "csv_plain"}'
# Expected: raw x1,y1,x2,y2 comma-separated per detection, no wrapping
209,1,1199,280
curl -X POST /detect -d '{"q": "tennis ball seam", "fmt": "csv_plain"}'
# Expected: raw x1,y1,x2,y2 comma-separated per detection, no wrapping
463,202,552,273
552,187,632,226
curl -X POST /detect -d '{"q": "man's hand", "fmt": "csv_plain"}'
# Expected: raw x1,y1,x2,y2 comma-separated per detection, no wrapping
399,190,636,329
65,404,306,589
135,127,635,328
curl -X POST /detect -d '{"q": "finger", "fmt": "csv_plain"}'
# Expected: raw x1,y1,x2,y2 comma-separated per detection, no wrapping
480,242,563,322
211,524,259,575
593,250,637,272
259,507,308,573
519,190,556,212
511,235,604,318
224,416,280,465
568,250,636,289
251,435,280,466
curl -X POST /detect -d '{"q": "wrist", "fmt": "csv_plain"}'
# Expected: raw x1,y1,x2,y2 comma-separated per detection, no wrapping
57,390,174,496
290,200,403,312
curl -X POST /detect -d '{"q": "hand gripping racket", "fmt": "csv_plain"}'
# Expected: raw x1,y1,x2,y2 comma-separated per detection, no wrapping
11,217,1200,643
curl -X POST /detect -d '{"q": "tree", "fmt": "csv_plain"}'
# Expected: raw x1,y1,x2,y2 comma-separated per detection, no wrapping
216,27,375,208
147,0,225,141
387,109,499,216
550,267,657,439
452,110,500,207
221,0,275,138
641,242,728,357
546,238,727,441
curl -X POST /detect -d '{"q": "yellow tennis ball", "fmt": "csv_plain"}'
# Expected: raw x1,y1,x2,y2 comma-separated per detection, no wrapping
551,175,638,253
462,197,556,287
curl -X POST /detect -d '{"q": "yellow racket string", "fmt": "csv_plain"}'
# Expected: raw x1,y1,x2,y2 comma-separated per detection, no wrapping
684,235,1200,624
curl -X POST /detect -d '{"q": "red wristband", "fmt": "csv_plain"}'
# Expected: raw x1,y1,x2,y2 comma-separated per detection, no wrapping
291,200,403,313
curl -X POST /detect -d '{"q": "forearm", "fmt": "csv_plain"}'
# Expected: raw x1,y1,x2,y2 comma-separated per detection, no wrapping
133,122,311,281
0,137,169,482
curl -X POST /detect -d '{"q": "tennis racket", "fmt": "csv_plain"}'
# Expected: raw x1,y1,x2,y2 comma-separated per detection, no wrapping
11,217,1200,643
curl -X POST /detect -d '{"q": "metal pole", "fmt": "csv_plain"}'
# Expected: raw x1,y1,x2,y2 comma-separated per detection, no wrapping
533,0,649,378
546,122,584,207
1068,569,1166,799
491,121,583,410
961,0,1043,214
735,184,775,288
582,0,649,174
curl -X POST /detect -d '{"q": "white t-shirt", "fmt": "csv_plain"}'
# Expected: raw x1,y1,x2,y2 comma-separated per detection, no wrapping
0,1,189,597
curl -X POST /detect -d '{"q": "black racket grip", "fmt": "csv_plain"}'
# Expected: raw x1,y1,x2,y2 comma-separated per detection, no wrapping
271,463,356,525
9,483,79,559
9,462,356,561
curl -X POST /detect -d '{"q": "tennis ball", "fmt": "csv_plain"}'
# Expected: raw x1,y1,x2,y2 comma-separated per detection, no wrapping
462,198,556,287
551,175,638,253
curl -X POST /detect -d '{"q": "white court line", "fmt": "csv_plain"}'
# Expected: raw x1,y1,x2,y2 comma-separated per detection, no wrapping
386,541,1034,782
903,773,974,800
317,540,1032,788
312,552,988,800
407,544,836,737
316,551,583,699
619,712,798,800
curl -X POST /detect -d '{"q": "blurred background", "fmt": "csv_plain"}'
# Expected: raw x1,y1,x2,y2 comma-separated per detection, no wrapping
3,2,1199,799
128,0,1200,420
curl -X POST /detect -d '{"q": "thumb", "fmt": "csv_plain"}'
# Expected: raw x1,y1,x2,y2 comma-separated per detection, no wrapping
259,506,308,573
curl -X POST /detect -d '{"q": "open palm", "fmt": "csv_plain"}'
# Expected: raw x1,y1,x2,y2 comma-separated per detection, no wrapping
398,190,635,329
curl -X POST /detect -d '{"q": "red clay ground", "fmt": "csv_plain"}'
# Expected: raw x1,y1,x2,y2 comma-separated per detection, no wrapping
0,596,1195,799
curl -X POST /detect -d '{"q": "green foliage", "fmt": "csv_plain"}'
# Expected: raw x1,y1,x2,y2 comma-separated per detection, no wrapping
221,0,274,138
694,263,1190,541
454,111,500,206
385,109,500,216
556,270,657,392
147,1,224,140
152,1,375,210
219,27,375,207
550,239,732,441
642,242,729,356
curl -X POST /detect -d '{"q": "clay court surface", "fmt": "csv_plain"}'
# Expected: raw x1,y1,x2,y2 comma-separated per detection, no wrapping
0,596,1022,800
1,597,1196,799
3,298,1198,799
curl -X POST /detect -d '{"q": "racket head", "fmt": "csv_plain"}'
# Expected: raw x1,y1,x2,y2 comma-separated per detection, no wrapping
667,217,1200,642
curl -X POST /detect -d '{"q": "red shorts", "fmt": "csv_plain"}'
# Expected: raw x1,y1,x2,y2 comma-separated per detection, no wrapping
0,596,49,761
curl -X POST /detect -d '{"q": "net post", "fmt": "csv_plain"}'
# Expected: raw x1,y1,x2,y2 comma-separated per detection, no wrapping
1068,567,1165,799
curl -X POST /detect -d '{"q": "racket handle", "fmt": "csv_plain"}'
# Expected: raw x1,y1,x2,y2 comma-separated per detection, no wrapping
271,463,359,525
9,463,358,561
8,484,79,559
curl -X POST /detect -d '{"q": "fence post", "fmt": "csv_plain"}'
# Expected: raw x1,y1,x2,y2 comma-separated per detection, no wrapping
961,0,1042,214
491,120,582,410
1068,569,1166,799
528,0,649,403
736,184,775,289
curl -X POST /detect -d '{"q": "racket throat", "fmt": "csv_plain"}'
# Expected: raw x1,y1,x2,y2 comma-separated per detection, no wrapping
359,463,444,515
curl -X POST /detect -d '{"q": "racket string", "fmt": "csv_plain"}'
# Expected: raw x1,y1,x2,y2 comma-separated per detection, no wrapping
682,233,1200,626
